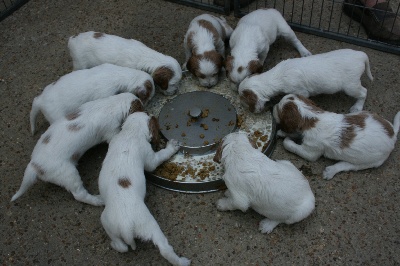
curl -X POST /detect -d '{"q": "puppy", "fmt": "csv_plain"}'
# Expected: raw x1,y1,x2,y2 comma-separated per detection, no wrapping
99,112,190,266
213,132,315,234
183,14,233,88
226,8,311,84
68,31,182,95
239,49,373,113
273,94,400,180
30,63,155,134
11,93,144,206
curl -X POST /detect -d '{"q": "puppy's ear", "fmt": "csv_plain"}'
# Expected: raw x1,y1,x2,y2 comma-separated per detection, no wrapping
186,55,198,76
225,55,233,75
248,60,263,74
279,102,318,133
148,116,160,149
153,67,173,91
136,80,153,105
240,89,257,113
129,99,144,114
213,140,224,163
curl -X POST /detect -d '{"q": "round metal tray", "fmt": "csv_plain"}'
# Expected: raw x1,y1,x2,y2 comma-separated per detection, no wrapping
144,74,277,193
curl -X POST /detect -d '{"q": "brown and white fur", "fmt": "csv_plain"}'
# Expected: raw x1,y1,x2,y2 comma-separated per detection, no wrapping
11,93,144,206
68,31,182,95
99,112,190,266
226,8,311,84
239,49,373,113
30,63,155,134
213,132,315,234
183,14,233,88
273,94,400,180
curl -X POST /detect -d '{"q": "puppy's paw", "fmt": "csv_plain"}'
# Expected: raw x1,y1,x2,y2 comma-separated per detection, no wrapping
300,49,312,57
167,139,181,153
259,219,279,234
111,240,129,253
277,130,287,138
349,105,362,113
177,257,191,266
216,198,233,211
322,166,336,180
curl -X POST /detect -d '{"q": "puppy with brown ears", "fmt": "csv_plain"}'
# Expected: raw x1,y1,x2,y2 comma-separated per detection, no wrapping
213,132,315,234
68,31,182,95
30,63,155,134
99,112,190,266
183,14,233,88
239,49,373,113
11,93,144,206
273,94,400,180
226,8,311,84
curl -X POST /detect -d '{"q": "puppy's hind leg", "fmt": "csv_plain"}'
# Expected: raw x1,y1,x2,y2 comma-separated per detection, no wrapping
101,211,130,252
259,218,280,234
60,165,104,206
323,161,376,180
279,23,312,57
346,86,367,113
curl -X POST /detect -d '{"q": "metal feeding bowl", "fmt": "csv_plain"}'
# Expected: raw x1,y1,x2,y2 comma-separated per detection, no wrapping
144,74,277,193
158,91,237,155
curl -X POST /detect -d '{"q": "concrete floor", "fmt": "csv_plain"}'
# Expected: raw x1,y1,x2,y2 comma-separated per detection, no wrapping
1,0,399,265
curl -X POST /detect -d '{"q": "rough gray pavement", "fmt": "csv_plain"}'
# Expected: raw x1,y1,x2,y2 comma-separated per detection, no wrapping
1,0,399,265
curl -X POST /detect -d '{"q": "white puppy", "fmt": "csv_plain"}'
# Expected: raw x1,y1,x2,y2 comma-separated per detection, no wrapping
226,8,311,84
183,14,233,88
213,132,315,234
273,94,400,180
68,31,182,95
11,93,144,206
30,63,155,134
99,112,190,266
239,49,373,113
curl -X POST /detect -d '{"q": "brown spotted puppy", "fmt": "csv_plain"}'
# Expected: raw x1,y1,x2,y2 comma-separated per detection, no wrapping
68,31,182,95
183,14,233,88
273,94,400,180
11,93,144,206
98,112,190,266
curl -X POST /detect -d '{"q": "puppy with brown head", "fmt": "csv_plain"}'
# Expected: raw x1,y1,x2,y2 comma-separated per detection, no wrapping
183,14,233,88
213,132,315,234
273,94,400,180
99,112,189,265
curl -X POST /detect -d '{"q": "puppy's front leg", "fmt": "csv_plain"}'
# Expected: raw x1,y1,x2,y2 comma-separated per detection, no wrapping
283,137,322,162
145,139,180,172
217,188,249,212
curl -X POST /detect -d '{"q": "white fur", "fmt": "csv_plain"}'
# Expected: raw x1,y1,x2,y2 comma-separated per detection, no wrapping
273,94,400,180
227,8,311,84
11,93,143,206
239,49,373,113
183,14,233,87
99,112,190,266
30,63,155,134
68,31,182,95
214,132,315,234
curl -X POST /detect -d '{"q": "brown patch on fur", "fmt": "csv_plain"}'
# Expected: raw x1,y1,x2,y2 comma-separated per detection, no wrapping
372,113,394,137
240,89,258,113
93,32,104,39
204,50,223,69
153,67,174,91
225,56,233,75
68,123,84,131
149,116,160,149
213,141,224,163
340,112,368,148
297,95,324,112
71,152,80,162
248,60,263,74
66,111,80,121
187,51,223,79
31,162,45,176
42,135,51,144
249,138,258,149
118,177,131,188
197,19,219,44
129,99,144,114
278,102,319,134
238,66,243,73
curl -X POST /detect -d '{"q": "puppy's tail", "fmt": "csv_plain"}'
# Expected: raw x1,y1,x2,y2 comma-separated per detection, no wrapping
30,97,41,135
393,111,400,139
11,163,38,202
364,56,373,81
